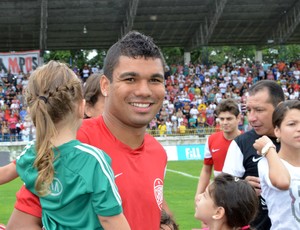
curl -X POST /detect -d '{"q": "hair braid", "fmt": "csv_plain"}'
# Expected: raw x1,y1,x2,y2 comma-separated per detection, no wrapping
25,60,83,196
31,98,57,196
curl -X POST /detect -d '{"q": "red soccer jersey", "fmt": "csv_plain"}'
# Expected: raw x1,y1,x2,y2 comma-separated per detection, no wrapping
203,131,232,175
77,116,167,230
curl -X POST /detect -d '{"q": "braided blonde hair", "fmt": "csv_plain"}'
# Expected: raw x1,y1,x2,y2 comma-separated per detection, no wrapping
26,60,83,196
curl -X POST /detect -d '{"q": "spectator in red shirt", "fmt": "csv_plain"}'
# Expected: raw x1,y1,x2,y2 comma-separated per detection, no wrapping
8,113,18,141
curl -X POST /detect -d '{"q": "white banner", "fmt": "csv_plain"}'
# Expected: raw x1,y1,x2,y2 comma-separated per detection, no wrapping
0,50,40,75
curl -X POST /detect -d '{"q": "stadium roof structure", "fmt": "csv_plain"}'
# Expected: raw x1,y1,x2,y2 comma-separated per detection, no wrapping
0,0,300,52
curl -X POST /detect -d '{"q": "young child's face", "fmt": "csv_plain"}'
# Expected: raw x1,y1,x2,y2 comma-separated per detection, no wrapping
194,185,217,224
275,108,300,149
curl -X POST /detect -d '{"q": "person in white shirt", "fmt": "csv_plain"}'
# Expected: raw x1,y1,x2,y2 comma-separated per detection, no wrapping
254,100,300,230
219,80,228,95
293,68,300,80
165,118,173,135
194,76,202,87
190,105,199,119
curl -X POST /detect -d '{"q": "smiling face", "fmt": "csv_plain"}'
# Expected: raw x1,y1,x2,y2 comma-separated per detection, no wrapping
247,89,275,136
102,56,165,128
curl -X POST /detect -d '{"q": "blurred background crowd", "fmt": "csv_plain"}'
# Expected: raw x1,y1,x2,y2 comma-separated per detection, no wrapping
0,59,299,141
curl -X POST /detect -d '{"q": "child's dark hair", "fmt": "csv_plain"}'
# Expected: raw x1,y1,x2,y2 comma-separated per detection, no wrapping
26,60,84,196
83,72,103,118
160,209,179,230
272,100,300,128
84,73,103,106
209,173,259,228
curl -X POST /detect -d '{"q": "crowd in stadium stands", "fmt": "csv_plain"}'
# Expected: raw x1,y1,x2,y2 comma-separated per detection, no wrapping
0,69,34,142
153,61,300,136
0,60,299,141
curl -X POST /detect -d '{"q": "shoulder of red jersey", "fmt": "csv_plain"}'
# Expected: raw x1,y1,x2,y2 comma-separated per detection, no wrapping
208,131,224,140
79,117,101,133
77,116,102,141
144,134,167,152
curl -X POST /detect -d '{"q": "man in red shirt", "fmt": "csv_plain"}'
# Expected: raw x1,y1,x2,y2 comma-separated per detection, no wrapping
7,31,170,230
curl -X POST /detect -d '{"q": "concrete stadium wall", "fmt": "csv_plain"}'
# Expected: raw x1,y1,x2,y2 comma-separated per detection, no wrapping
0,142,28,166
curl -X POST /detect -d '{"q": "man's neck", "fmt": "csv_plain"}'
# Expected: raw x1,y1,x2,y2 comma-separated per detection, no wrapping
223,129,241,141
103,114,146,149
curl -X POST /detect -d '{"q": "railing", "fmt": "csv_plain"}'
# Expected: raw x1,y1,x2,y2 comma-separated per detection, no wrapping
0,134,34,164
1,127,217,142
0,142,29,164
146,127,219,137
0,134,33,142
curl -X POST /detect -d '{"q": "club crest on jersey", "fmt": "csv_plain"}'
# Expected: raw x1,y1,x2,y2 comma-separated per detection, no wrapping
154,178,163,210
50,177,63,196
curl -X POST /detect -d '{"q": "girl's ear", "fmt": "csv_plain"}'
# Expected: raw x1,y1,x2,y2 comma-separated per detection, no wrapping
274,126,280,140
212,206,225,220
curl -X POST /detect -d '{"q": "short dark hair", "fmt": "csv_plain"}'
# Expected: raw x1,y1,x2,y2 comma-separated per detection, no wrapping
209,173,259,228
248,80,285,108
216,98,240,117
272,100,300,128
103,31,165,82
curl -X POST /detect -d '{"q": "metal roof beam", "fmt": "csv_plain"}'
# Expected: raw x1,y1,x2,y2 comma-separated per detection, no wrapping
185,0,227,50
39,0,48,54
271,0,300,44
121,0,139,37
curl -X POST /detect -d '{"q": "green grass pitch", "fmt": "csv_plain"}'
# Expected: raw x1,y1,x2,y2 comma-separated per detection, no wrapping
0,160,203,229
164,160,202,229
0,177,23,224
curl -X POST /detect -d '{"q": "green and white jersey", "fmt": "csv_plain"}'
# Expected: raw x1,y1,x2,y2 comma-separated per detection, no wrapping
16,140,122,230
